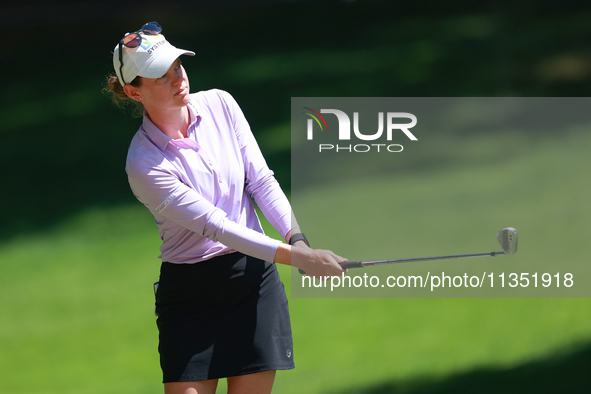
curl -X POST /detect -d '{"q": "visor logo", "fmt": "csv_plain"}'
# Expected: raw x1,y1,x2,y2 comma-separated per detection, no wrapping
140,34,166,53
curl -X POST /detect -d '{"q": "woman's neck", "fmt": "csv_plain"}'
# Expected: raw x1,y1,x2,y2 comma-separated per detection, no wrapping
147,105,190,140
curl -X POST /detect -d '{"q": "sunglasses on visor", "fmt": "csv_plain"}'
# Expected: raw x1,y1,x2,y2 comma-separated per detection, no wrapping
118,21,162,85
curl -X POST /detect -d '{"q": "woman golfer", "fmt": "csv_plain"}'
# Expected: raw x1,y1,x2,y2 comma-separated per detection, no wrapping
106,22,346,394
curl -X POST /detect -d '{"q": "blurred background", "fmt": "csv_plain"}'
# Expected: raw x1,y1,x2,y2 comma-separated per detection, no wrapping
1,0,590,393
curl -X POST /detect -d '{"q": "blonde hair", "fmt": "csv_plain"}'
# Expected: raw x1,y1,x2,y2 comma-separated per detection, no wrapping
103,74,145,118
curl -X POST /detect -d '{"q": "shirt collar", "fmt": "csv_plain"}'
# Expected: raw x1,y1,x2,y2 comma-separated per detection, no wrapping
141,98,201,152
142,113,171,152
186,100,201,138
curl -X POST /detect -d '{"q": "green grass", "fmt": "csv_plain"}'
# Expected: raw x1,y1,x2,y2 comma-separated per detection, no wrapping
0,206,162,393
1,131,590,393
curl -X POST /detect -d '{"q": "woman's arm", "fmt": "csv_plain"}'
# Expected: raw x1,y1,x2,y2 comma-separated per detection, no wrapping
273,242,347,277
218,90,347,276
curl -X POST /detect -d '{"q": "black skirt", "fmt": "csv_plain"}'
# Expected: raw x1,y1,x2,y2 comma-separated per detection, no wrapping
155,253,294,383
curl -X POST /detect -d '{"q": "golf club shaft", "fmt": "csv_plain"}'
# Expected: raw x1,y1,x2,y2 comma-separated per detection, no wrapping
297,227,517,274
298,250,507,274
341,250,507,269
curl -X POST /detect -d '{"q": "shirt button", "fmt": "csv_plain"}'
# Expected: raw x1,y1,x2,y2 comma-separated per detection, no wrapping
218,178,223,184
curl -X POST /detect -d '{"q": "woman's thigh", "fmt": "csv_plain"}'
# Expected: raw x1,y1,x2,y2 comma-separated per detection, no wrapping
164,379,218,394
227,370,276,394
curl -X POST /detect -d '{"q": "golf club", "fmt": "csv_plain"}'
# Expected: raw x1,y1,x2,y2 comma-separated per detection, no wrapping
298,227,518,274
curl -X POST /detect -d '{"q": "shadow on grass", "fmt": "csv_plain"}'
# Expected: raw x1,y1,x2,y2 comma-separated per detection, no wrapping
327,342,591,394
4,1,591,239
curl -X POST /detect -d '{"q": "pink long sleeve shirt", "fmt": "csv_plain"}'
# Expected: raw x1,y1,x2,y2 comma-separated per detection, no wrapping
125,89,292,264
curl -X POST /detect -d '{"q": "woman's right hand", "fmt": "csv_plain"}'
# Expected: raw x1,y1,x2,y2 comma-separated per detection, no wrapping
290,244,348,278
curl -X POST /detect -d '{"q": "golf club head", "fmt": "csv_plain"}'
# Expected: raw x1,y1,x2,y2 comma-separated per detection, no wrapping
497,227,518,255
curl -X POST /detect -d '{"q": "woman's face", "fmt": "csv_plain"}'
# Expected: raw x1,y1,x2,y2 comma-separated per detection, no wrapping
132,57,191,111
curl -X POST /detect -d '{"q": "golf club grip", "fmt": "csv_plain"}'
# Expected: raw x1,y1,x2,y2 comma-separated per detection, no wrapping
298,260,363,275
340,261,364,269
